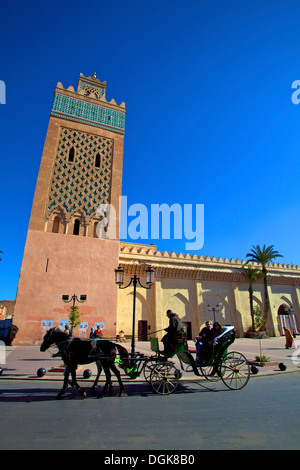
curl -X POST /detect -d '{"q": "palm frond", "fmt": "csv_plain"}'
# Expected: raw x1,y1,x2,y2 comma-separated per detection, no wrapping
246,244,283,267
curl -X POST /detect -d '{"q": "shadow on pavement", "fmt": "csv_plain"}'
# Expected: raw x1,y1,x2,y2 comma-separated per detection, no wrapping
0,379,227,402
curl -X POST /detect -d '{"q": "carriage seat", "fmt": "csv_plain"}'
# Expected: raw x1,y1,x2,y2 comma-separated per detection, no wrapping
149,336,175,358
150,337,168,357
176,337,197,354
208,326,236,361
150,336,190,357
212,326,235,348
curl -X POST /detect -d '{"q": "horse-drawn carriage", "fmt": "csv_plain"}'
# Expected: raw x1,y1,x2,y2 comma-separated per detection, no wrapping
117,325,250,395
40,325,250,399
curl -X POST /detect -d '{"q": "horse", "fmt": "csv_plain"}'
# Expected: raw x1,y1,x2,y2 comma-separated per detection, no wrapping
40,327,129,400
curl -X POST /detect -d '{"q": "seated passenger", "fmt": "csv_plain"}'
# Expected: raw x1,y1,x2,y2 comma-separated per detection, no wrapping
207,322,224,355
197,322,224,365
196,321,212,365
210,322,223,341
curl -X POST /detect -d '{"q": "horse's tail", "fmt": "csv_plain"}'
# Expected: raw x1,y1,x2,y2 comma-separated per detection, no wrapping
115,344,130,367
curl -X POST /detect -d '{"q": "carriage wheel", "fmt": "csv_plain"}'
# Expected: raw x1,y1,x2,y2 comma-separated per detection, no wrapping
219,351,250,390
199,364,221,382
143,359,159,383
150,362,180,395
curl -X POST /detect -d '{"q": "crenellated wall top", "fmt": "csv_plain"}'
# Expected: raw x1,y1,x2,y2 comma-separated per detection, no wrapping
55,73,126,109
50,74,126,135
119,242,300,284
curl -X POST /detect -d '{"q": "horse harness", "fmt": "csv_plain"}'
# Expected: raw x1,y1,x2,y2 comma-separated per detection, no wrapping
52,336,112,363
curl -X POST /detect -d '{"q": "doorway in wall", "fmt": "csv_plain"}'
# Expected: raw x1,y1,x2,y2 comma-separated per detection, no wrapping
138,320,148,341
182,322,192,340
278,304,299,336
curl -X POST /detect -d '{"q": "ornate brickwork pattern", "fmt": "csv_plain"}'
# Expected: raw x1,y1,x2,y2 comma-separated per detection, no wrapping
51,93,125,134
46,127,113,222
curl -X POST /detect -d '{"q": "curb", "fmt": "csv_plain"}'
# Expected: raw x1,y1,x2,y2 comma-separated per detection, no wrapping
1,368,299,382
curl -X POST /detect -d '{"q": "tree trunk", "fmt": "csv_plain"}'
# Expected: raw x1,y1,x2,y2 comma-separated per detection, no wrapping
262,267,270,331
249,286,255,331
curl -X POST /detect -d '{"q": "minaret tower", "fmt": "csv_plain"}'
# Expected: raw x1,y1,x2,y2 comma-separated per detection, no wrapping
13,74,126,344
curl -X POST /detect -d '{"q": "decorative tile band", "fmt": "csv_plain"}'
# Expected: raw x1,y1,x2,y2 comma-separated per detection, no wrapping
51,93,125,134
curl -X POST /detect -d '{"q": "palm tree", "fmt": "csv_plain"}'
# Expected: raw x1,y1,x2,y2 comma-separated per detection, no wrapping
246,245,283,331
241,266,264,331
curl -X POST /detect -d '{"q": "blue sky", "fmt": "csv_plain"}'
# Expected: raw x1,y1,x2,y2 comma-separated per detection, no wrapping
1,0,300,300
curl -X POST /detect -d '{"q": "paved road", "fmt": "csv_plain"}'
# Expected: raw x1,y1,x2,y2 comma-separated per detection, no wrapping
0,373,299,450
3,336,300,380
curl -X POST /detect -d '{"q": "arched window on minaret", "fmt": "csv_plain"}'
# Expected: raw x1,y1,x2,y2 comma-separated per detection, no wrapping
52,215,60,233
93,221,98,238
73,218,80,235
95,153,101,168
68,147,75,162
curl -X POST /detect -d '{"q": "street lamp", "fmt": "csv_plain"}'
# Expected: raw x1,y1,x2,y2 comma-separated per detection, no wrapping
62,294,87,335
207,304,220,323
62,294,87,307
115,265,155,361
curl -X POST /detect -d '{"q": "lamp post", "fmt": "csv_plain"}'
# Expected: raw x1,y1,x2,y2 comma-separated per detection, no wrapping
62,294,87,335
207,304,220,323
115,265,155,361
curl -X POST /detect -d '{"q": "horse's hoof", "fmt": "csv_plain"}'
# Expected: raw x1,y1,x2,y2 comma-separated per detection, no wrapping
56,394,63,400
119,391,125,397
97,394,103,399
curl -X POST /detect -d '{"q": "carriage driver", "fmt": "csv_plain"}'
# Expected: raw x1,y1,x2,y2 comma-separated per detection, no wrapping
162,310,183,354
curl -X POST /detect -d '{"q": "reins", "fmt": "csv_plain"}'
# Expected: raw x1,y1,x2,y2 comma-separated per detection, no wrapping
93,328,166,341
47,332,112,361
44,327,166,361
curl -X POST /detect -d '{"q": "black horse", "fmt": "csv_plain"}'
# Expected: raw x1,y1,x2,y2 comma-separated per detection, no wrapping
40,328,129,399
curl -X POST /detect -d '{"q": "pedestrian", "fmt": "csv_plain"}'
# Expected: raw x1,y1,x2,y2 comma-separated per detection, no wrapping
119,330,126,342
64,324,71,335
89,327,95,338
161,309,183,354
284,326,294,349
94,325,103,338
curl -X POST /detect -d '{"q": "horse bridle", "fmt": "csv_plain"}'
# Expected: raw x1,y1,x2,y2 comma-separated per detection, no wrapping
45,328,71,356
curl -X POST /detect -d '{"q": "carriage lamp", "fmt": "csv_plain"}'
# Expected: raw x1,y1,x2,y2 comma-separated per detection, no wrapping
114,265,155,362
207,304,220,323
